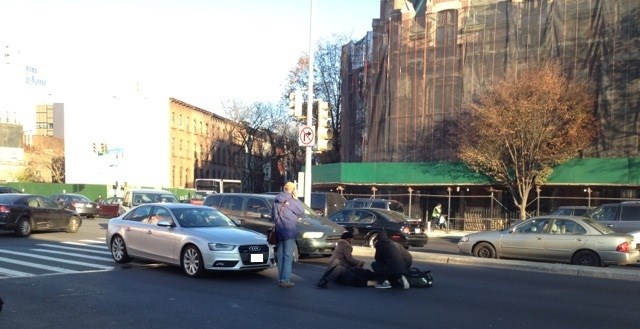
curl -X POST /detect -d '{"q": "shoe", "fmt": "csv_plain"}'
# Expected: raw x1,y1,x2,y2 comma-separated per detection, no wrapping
314,279,328,289
279,281,295,288
375,280,391,289
400,275,410,289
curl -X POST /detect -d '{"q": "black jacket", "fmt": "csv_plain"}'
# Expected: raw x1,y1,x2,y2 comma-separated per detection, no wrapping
373,237,412,275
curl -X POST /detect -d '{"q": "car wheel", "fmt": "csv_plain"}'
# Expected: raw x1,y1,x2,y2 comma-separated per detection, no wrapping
473,242,496,258
15,218,32,237
572,250,601,267
368,233,378,248
181,245,205,278
64,216,81,233
110,235,131,263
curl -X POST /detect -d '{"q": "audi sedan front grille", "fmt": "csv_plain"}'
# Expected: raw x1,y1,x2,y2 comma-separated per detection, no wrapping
238,244,269,264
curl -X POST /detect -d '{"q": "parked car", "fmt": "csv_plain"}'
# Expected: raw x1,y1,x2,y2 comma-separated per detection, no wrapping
50,193,99,218
549,206,594,217
0,193,82,237
345,198,406,214
97,196,122,218
306,192,347,217
588,201,640,233
106,203,273,277
119,189,179,215
0,186,21,194
457,215,639,266
327,208,428,248
203,193,346,258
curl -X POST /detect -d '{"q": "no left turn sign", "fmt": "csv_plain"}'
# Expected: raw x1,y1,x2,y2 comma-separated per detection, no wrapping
299,125,315,147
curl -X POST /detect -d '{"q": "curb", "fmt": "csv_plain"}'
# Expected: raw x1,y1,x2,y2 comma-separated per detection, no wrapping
351,246,640,282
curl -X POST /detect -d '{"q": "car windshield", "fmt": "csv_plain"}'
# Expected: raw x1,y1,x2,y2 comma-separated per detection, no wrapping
135,193,178,204
583,217,614,234
171,207,236,228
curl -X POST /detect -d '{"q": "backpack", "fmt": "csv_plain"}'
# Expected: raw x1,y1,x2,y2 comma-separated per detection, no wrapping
406,268,433,288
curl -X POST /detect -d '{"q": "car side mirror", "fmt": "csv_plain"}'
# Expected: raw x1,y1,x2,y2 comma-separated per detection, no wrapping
157,220,175,227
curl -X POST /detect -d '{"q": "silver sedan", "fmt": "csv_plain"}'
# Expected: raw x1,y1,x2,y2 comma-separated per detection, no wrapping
106,203,274,277
458,215,640,266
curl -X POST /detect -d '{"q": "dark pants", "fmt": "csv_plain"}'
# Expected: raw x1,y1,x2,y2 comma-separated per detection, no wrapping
321,265,374,287
371,261,403,286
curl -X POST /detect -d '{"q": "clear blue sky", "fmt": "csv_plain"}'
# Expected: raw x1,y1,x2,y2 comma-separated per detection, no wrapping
0,0,380,112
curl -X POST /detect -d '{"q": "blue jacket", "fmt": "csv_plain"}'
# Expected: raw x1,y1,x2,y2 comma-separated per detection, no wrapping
273,192,304,241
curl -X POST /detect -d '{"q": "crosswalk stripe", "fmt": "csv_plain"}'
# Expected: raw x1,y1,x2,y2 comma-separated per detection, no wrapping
0,255,79,273
37,243,110,255
0,250,113,270
62,241,108,250
79,239,106,244
31,249,113,262
0,267,36,277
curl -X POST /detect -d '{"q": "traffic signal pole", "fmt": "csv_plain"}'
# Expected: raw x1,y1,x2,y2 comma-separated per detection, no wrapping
303,0,314,207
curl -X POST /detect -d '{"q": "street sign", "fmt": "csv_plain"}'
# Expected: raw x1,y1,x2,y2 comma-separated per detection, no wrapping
298,125,315,147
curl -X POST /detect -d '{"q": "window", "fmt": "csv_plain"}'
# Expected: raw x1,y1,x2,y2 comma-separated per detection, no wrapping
130,206,151,222
179,114,182,127
246,198,270,220
620,205,640,221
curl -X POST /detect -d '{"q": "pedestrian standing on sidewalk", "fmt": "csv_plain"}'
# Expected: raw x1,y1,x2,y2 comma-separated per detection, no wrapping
431,203,443,229
273,182,304,288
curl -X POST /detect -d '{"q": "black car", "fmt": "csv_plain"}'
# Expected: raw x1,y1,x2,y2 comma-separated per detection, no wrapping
327,208,428,248
0,186,21,194
50,193,99,218
0,193,82,237
549,206,594,217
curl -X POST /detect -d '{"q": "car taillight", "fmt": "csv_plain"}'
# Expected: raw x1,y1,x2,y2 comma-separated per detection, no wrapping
0,205,10,213
616,241,630,252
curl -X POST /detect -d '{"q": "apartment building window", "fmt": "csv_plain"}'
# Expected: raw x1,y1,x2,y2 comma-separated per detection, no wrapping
179,166,183,187
179,139,183,157
179,114,183,128
171,112,175,127
171,138,175,156
186,116,190,132
193,119,196,134
436,9,458,57
200,121,203,135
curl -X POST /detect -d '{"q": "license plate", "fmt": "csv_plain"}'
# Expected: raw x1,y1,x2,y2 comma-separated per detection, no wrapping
86,204,93,208
250,253,263,263
415,228,421,234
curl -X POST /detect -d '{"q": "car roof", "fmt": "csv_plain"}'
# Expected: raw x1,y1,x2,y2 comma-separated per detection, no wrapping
211,193,275,199
135,203,210,209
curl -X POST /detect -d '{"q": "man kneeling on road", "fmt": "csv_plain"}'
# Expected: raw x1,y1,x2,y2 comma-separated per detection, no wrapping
371,230,412,289
315,231,375,288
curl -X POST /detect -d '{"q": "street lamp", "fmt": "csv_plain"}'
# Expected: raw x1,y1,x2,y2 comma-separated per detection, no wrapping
371,186,377,198
336,185,344,195
584,187,592,207
536,186,541,216
407,187,413,219
446,187,452,233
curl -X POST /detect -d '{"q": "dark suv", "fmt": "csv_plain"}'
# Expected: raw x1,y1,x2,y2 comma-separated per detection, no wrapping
308,192,347,217
588,201,640,233
203,193,346,258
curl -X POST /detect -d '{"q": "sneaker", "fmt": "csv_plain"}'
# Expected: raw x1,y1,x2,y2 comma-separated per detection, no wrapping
400,275,410,289
279,281,295,288
375,280,391,289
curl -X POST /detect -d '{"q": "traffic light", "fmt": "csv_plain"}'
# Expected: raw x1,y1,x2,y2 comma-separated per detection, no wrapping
92,143,96,153
288,89,304,119
102,143,107,154
316,100,333,152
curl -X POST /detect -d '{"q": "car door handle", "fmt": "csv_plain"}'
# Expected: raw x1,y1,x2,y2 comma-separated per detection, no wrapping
536,237,542,240
146,230,152,234
125,227,131,231
574,238,582,242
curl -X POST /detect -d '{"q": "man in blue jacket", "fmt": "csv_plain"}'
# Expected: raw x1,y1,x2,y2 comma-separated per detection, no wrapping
273,182,304,288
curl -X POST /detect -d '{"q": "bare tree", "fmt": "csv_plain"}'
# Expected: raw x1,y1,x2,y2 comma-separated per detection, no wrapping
284,34,350,164
458,62,596,219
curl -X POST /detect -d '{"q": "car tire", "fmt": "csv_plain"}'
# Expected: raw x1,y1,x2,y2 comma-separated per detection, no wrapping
181,245,205,278
368,233,378,248
15,218,32,237
473,242,496,258
110,235,131,263
572,250,601,267
64,216,81,233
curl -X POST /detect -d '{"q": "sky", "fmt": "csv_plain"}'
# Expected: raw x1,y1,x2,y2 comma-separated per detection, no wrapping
0,0,380,114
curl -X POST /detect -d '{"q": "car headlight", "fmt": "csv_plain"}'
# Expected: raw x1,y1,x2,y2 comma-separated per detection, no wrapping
459,236,469,243
302,232,324,239
208,243,236,251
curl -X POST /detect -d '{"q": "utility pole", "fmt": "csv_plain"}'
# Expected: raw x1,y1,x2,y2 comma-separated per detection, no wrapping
304,0,314,207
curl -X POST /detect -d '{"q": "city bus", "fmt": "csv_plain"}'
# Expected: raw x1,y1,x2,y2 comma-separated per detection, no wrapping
194,178,242,194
